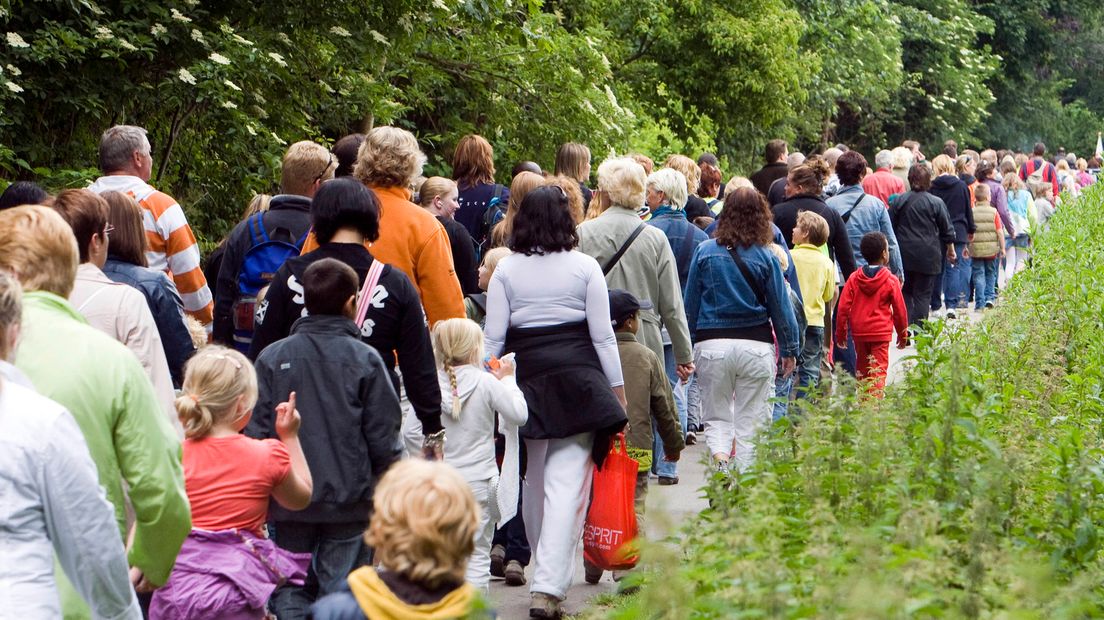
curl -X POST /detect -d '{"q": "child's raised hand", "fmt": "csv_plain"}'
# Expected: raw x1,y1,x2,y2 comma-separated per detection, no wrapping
490,357,515,380
275,392,301,440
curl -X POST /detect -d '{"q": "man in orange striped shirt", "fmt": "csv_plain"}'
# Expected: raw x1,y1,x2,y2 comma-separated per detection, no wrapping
89,125,213,325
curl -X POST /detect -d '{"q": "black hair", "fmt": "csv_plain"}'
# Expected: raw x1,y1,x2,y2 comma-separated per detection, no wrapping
311,177,380,244
860,232,888,264
907,164,932,191
835,150,867,186
303,257,359,316
332,134,365,178
613,310,638,331
0,181,49,210
508,185,578,256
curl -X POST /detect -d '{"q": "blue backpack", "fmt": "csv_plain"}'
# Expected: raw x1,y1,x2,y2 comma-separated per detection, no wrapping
232,213,308,352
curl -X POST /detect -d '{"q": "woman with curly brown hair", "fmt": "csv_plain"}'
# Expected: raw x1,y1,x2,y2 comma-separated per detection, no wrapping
683,187,800,473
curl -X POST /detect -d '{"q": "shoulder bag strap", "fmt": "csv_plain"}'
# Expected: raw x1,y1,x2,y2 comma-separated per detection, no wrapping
841,188,866,222
602,222,647,275
725,245,768,307
354,260,386,328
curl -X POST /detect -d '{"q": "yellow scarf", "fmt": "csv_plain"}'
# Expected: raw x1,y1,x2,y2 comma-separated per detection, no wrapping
347,567,476,620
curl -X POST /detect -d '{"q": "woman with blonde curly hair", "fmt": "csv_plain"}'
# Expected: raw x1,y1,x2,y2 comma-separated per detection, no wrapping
683,188,800,472
663,154,711,220
300,126,464,325
310,460,484,619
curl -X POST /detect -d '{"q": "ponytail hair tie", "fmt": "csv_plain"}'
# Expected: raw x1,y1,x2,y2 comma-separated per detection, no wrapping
187,393,201,405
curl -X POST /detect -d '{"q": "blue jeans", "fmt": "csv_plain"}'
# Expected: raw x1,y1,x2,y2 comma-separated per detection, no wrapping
796,326,825,398
971,257,999,309
933,242,971,310
655,344,688,478
269,521,373,619
772,371,793,421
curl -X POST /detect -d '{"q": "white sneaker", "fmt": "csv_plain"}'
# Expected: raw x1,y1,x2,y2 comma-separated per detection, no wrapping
945,309,956,320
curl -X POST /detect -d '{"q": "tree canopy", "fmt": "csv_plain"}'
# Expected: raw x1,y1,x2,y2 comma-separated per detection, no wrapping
1,0,1101,242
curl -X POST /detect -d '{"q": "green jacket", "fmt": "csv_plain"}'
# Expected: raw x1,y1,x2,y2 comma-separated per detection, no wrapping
616,331,685,472
578,207,693,365
15,291,190,617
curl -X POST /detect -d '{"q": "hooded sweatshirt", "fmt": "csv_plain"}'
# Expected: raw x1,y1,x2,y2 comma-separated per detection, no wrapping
835,265,908,345
437,364,528,523
930,175,975,243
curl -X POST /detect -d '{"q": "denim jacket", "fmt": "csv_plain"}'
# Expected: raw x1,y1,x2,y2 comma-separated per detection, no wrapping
683,240,801,358
646,207,708,288
825,185,904,278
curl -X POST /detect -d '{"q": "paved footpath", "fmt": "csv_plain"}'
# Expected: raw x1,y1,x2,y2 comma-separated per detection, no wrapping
487,326,939,618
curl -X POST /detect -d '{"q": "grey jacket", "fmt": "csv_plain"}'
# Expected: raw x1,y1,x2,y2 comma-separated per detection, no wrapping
577,206,693,364
0,374,140,619
826,185,904,279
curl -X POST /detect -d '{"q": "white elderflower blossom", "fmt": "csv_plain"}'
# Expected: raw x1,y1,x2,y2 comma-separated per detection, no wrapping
178,68,197,85
118,39,138,52
246,124,257,136
151,23,167,37
330,26,352,37
432,0,449,10
209,52,230,65
6,33,30,48
6,64,20,76
170,8,192,23
191,29,205,44
222,101,237,109
271,132,286,146
233,34,253,46
267,52,287,67
223,79,241,92
94,26,113,40
369,30,390,46
5,80,24,93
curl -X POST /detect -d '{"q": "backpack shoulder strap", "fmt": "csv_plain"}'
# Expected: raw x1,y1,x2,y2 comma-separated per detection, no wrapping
353,259,386,328
725,245,768,307
248,213,269,245
602,222,647,275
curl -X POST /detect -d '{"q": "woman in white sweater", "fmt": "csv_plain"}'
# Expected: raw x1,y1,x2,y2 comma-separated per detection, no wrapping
483,185,627,619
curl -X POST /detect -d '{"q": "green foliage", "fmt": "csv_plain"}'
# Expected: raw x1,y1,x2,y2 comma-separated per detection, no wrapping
596,185,1104,616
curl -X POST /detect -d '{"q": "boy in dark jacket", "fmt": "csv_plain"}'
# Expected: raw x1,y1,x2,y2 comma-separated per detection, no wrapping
585,289,685,585
835,233,908,397
248,258,402,617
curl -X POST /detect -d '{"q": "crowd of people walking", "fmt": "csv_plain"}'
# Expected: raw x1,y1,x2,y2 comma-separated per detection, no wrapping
0,124,1091,619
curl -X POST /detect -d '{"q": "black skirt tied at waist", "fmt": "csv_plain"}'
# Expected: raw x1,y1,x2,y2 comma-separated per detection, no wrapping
504,321,627,468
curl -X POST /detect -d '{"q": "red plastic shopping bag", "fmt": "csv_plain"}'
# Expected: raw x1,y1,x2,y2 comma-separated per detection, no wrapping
583,434,639,571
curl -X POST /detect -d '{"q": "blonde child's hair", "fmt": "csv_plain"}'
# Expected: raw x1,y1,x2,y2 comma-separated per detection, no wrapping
796,210,830,247
766,243,789,271
366,459,479,589
431,318,485,419
481,246,512,274
1002,172,1024,193
176,346,258,439
0,271,22,360
1032,183,1052,201
974,181,991,202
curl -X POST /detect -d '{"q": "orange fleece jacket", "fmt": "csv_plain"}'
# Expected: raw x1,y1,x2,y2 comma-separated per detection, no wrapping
301,185,464,325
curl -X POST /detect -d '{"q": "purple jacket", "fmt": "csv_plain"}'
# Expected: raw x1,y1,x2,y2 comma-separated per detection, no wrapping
150,530,309,620
981,178,1014,237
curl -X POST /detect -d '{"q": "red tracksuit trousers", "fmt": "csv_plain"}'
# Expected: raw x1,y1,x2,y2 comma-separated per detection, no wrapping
854,339,890,396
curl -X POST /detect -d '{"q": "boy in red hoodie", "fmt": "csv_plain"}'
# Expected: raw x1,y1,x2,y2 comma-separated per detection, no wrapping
835,232,908,396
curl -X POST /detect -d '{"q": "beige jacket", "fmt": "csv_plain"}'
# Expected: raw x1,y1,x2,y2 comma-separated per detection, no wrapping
70,263,179,434
577,206,693,364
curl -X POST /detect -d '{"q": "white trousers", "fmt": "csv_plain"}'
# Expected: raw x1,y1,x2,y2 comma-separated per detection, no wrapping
523,433,594,600
466,476,498,592
694,339,776,472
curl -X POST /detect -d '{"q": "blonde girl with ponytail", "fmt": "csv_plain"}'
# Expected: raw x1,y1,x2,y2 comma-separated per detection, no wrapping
430,318,528,592
151,346,314,619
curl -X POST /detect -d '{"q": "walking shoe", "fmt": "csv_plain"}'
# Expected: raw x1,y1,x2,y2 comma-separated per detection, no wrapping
945,309,956,320
984,300,995,309
658,476,679,486
530,593,562,618
504,560,527,586
685,431,697,445
490,544,506,578
584,559,603,584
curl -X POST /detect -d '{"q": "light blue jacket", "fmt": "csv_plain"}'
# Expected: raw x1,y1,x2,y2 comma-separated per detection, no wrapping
825,184,904,278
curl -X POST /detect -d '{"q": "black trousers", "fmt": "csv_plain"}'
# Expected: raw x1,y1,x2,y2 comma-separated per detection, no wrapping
904,271,939,326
